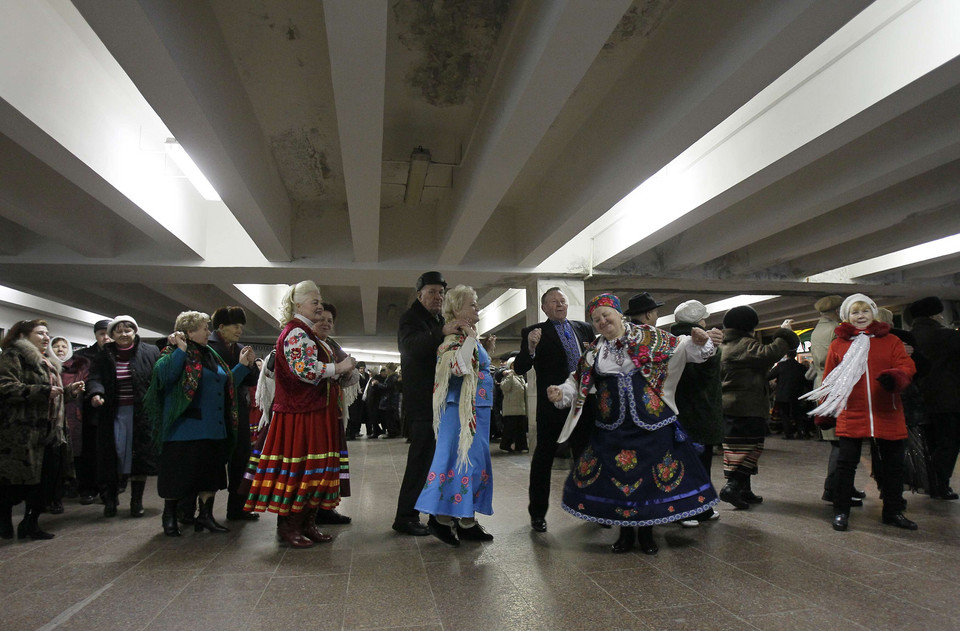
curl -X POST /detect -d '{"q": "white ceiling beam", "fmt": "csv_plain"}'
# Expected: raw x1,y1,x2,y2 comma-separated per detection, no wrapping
72,0,294,262
436,0,633,265
322,0,387,264
359,283,379,336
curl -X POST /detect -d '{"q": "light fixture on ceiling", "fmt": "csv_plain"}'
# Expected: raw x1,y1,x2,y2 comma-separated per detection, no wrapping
164,138,222,202
404,145,431,206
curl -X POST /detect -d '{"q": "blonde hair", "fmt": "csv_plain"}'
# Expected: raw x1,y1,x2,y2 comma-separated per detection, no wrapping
174,311,210,333
442,285,476,323
279,280,321,324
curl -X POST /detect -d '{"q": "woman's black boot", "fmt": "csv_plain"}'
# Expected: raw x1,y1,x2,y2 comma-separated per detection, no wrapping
17,507,54,540
195,497,230,533
637,526,658,555
611,526,635,553
162,499,181,537
0,503,14,540
129,480,146,518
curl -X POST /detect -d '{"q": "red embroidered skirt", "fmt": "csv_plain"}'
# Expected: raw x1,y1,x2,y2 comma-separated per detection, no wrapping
243,405,345,515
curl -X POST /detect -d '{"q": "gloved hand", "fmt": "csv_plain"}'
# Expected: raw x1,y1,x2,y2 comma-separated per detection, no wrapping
876,373,897,392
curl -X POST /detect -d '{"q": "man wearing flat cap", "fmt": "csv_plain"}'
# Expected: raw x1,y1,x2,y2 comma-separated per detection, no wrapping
392,271,465,535
515,286,594,533
624,292,664,327
908,296,960,500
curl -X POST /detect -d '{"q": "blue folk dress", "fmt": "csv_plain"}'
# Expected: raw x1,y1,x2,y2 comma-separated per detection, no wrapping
557,323,719,526
415,335,494,518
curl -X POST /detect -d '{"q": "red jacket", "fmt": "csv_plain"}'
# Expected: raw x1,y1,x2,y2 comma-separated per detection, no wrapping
823,322,915,440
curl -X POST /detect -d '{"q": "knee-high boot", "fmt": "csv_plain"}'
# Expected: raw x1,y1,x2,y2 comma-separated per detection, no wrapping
719,472,750,509
276,513,313,548
194,496,230,533
129,480,146,518
162,499,181,536
300,507,333,543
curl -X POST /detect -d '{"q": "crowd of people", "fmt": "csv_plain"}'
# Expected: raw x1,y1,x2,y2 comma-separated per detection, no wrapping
0,275,956,553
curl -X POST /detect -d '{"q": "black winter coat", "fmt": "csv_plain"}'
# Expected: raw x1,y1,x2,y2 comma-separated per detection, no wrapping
909,317,960,413
398,299,445,423
671,322,724,445
86,337,160,484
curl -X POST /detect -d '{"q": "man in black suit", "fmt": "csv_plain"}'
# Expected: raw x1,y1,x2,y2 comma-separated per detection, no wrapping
514,286,594,533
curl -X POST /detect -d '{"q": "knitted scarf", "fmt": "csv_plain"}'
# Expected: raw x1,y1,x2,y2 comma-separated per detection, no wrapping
432,333,480,473
145,342,238,449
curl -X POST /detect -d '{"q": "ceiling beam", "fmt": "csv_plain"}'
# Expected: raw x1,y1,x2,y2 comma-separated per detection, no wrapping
322,0,387,264
436,0,632,265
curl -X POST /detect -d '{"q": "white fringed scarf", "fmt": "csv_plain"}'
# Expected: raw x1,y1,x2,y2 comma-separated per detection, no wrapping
432,334,479,474
800,332,871,417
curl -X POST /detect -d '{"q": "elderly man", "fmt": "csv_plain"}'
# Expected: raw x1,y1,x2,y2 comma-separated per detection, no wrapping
624,292,664,326
71,319,113,505
392,272,464,536
514,287,594,533
909,296,960,500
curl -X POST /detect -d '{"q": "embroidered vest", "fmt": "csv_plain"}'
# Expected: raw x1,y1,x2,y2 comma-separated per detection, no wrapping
272,320,332,413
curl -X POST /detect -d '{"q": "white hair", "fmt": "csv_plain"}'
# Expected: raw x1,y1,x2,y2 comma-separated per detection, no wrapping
279,280,321,324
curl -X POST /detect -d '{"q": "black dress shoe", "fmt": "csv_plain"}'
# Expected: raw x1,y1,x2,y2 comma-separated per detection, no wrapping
226,511,260,521
530,518,547,533
833,513,849,531
392,519,430,536
637,526,658,555
427,515,460,547
852,489,867,499
933,487,959,500
611,526,635,554
457,522,494,541
881,513,918,530
315,509,352,525
79,494,97,506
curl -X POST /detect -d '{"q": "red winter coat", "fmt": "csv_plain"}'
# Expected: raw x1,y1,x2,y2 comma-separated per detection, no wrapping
823,322,915,440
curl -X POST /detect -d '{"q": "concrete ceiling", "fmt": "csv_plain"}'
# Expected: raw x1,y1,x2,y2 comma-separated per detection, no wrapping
1,0,959,351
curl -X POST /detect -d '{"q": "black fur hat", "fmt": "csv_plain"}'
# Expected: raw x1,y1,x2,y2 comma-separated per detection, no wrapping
909,296,943,318
722,305,759,332
211,306,247,329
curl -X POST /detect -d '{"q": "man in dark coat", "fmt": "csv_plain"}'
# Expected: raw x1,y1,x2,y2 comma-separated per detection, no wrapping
514,286,594,533
346,362,369,440
908,296,960,500
392,271,462,536
671,300,723,525
72,319,112,504
207,306,260,521
768,349,813,439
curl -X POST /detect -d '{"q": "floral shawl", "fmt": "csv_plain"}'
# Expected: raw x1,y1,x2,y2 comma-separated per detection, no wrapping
432,333,480,473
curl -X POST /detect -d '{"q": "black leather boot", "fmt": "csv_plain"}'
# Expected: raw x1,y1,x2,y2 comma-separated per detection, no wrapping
129,480,146,518
102,487,119,518
741,476,763,504
177,495,198,524
162,499,181,536
719,475,749,509
194,497,230,533
637,526,658,555
17,506,54,540
611,526,635,553
0,503,13,540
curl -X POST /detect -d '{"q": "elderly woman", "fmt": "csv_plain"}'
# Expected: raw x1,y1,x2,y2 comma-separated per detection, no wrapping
309,302,359,525
145,311,254,536
87,316,160,518
47,336,88,513
415,285,495,547
801,294,917,532
547,294,722,554
498,357,529,453
0,320,84,539
245,281,356,548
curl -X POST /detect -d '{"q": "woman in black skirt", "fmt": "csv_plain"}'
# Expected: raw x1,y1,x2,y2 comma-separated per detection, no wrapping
145,311,254,536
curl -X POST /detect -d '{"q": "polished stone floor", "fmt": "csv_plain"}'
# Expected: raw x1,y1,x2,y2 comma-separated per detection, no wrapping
1,435,958,631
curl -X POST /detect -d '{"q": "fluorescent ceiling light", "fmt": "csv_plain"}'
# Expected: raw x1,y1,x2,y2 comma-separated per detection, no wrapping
165,139,221,202
805,232,960,283
656,294,780,327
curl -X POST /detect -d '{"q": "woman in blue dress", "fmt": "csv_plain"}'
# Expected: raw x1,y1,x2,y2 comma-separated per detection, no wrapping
416,285,494,547
548,294,722,554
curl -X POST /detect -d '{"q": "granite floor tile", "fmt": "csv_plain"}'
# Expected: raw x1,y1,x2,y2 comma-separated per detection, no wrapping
745,607,871,631
637,604,757,631
588,566,710,611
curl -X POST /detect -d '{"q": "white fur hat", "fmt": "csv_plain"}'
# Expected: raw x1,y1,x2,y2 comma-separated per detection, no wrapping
839,294,878,322
674,299,710,324
108,315,139,336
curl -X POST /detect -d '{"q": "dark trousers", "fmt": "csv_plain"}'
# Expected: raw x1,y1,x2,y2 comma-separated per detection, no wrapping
528,409,592,520
346,400,364,437
835,436,905,516
774,401,805,437
499,415,529,451
380,408,400,437
76,421,98,496
929,412,960,491
226,416,253,515
394,420,436,522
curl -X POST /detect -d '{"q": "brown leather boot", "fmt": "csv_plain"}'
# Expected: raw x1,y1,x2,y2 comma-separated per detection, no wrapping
276,514,313,548
300,508,333,544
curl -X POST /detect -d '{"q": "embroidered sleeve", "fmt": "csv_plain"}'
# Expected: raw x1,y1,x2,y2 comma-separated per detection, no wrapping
283,328,334,385
683,335,715,363
449,336,479,377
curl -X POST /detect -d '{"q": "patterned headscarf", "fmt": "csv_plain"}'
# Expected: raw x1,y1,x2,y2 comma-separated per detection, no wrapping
588,293,621,316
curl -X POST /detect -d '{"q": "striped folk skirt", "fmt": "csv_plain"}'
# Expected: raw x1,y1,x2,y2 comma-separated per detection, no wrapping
243,405,348,515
